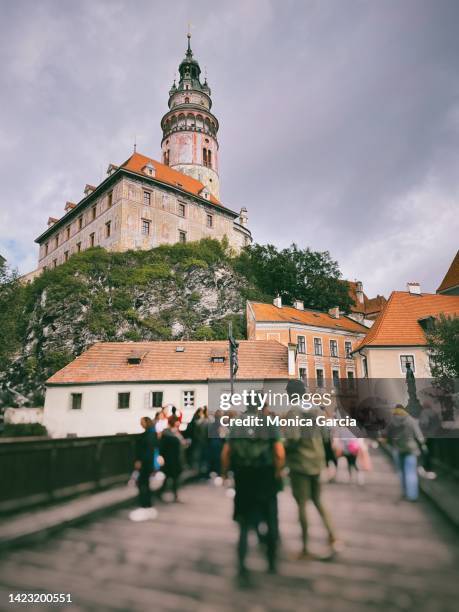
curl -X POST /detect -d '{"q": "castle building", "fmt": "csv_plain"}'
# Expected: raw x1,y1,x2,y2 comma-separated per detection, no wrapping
33,35,251,275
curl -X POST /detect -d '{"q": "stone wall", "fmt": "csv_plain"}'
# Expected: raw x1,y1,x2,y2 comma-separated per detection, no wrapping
36,176,250,272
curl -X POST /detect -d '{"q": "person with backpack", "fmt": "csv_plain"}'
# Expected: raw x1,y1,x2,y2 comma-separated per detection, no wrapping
221,406,285,584
386,404,426,501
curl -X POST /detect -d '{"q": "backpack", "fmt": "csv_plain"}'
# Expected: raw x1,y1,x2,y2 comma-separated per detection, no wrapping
230,437,274,469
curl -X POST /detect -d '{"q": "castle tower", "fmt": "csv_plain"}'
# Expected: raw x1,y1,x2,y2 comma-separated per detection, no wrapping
160,34,220,200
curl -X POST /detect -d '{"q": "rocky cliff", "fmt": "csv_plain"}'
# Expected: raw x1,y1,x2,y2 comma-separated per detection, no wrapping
1,240,259,407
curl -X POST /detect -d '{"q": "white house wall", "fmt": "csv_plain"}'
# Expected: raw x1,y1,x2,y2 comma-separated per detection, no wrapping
44,382,209,438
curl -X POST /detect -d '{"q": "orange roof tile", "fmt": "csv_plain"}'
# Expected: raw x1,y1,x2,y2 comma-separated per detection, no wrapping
249,302,368,334
121,152,225,208
47,340,290,385
437,250,459,294
355,291,459,350
346,280,387,317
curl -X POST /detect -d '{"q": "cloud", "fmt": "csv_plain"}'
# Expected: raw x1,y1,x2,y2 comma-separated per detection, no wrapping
0,0,458,298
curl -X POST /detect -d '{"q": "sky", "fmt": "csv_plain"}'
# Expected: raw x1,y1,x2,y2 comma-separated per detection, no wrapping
0,0,458,297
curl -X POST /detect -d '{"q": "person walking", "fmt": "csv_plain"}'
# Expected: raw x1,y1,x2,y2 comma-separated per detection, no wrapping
284,381,339,559
386,404,426,501
130,416,158,522
221,409,284,584
159,415,185,502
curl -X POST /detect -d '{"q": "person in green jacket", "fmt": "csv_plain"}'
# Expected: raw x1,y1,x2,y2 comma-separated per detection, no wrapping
284,380,339,559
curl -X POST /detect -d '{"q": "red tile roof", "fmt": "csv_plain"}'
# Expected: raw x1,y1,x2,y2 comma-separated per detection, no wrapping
437,250,459,294
47,340,290,385
355,291,459,350
121,152,224,208
249,302,368,334
346,281,386,318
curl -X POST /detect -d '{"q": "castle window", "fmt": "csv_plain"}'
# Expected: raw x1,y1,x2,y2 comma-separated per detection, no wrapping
53,259,57,268
89,233,95,247
151,391,163,408
179,230,186,244
143,191,151,206
182,390,194,409
76,242,81,253
207,150,212,168
400,355,415,374
206,214,213,228
55,235,59,248
330,339,338,357
314,337,322,356
64,251,69,262
299,367,307,382
203,148,207,166
107,191,113,208
118,392,130,410
316,368,324,388
66,226,70,240
92,205,97,220
141,219,151,235
178,202,186,217
185,97,190,103
45,242,49,255
345,341,352,359
105,221,111,238
297,336,306,354
71,393,82,410
78,216,83,231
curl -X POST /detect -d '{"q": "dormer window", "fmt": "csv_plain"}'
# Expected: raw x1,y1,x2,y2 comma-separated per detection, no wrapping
200,187,210,200
127,351,146,365
143,162,155,177
127,356,142,365
106,163,118,176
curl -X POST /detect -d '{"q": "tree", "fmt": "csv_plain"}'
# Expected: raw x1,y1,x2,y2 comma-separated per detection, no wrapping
0,261,25,373
427,314,459,382
235,243,353,312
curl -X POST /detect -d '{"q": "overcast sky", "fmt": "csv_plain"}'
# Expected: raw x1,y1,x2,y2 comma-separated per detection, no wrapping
1,0,458,297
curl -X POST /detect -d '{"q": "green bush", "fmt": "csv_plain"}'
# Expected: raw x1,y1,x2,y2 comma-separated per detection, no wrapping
2,423,48,437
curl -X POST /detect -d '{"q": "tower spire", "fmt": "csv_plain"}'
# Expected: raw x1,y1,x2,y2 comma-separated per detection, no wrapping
186,23,192,57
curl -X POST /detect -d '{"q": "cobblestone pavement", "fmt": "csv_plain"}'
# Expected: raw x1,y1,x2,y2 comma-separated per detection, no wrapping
1,451,458,612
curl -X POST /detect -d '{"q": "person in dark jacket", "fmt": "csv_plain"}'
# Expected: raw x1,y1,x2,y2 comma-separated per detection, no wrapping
159,416,185,502
221,409,285,583
130,417,158,521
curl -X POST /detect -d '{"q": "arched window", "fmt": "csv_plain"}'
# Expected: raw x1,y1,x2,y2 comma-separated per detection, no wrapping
185,97,190,104
207,150,212,168
203,148,207,166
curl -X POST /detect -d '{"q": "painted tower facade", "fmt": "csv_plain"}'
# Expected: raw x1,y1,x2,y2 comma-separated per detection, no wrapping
160,35,220,200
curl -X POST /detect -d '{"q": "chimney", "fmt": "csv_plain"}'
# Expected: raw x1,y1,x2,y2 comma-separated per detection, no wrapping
407,282,421,295
273,295,282,308
239,207,248,227
328,306,340,319
293,299,304,310
355,281,364,304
